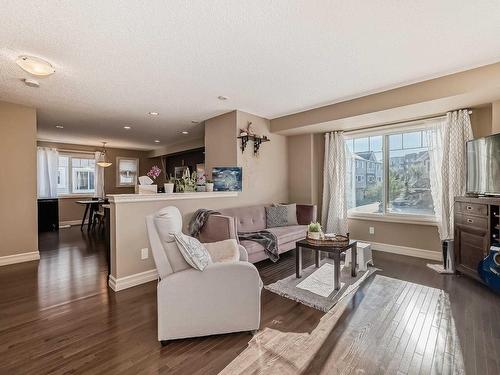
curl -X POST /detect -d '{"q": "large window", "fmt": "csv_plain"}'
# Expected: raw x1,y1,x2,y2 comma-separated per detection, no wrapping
57,154,96,195
346,124,435,219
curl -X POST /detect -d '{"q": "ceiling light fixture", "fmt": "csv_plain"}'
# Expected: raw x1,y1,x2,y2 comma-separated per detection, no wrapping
123,126,131,129
154,140,160,143
16,55,55,76
191,120,199,124
217,95,229,101
55,125,64,129
181,131,189,135
148,111,159,116
96,142,112,168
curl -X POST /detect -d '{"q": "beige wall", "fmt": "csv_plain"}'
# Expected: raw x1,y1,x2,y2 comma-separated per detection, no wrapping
204,111,238,175
470,105,493,138
0,101,38,258
236,111,288,205
37,141,161,222
205,110,289,205
492,100,500,134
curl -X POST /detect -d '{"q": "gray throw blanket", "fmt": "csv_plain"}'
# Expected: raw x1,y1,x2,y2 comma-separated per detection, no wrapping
238,231,279,262
189,209,220,238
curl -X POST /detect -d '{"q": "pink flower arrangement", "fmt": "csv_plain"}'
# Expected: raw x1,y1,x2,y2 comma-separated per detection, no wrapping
147,165,161,180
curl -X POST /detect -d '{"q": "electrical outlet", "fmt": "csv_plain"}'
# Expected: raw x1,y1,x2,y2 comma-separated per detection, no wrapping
369,227,375,235
141,248,149,260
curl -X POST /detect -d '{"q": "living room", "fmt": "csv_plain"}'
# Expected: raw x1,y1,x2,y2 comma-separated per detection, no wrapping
1,2,500,374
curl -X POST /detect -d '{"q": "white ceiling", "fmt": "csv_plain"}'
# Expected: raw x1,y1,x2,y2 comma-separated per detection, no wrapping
1,1,500,150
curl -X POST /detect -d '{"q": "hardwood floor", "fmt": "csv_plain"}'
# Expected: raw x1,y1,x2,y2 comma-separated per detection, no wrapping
0,227,499,374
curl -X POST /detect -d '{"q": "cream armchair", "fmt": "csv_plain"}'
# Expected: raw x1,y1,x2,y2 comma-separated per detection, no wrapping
146,206,262,344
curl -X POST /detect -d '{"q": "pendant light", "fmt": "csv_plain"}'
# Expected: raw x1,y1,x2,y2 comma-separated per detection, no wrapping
97,142,112,168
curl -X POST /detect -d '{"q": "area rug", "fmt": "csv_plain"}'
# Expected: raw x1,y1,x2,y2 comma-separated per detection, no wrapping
264,258,377,312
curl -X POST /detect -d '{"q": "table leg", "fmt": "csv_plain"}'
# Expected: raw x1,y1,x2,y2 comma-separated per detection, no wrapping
333,252,341,290
351,243,357,277
295,245,302,278
87,204,96,232
80,204,89,231
315,250,321,268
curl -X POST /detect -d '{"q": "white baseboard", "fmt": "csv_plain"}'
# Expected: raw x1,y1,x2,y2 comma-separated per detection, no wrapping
0,251,40,266
59,220,82,227
108,269,158,291
369,241,442,261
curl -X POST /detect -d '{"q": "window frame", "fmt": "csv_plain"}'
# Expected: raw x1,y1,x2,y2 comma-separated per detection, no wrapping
57,152,96,197
345,119,440,226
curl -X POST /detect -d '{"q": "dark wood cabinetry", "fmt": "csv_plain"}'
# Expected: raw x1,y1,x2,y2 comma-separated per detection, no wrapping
454,196,500,281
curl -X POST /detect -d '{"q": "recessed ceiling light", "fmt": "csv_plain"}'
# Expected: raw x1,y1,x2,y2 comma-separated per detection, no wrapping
16,55,55,76
182,131,189,135
55,125,64,129
217,95,229,101
148,111,159,116
123,126,131,129
154,139,160,143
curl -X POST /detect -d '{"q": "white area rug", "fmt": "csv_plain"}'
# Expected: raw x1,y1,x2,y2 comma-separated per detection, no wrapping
296,263,345,297
265,258,377,312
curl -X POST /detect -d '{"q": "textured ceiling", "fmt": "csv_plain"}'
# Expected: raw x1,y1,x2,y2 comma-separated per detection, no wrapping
1,0,500,150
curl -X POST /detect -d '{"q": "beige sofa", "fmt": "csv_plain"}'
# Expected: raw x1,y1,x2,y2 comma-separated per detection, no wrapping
199,204,317,263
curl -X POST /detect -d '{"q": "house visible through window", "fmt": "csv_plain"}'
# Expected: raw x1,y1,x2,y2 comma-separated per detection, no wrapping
346,123,436,218
57,154,96,195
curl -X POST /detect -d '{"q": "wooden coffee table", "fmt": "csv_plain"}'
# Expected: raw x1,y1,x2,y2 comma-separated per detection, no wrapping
295,239,357,291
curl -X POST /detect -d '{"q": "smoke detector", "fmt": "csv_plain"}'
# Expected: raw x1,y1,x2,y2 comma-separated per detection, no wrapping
23,78,40,88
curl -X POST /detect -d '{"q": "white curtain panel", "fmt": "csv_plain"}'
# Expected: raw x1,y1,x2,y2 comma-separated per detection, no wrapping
427,110,473,240
94,151,105,198
321,131,348,234
37,147,59,198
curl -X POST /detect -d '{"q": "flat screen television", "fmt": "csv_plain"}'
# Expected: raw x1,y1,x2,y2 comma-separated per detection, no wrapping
466,133,500,195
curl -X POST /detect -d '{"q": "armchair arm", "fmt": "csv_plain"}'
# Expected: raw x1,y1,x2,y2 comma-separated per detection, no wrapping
296,204,317,225
159,261,261,292
198,214,237,243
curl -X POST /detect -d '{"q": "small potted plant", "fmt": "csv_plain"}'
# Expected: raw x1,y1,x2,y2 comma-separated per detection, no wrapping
205,178,214,192
176,169,197,193
164,174,175,194
307,222,322,240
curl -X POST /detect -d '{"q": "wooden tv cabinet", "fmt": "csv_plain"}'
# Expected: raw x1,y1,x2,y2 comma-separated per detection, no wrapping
454,196,500,281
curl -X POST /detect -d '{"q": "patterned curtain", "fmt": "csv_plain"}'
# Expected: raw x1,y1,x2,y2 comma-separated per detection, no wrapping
427,109,473,240
321,131,348,234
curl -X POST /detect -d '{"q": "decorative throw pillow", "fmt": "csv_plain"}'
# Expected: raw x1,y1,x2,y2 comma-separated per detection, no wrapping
173,233,212,271
266,205,288,228
278,203,299,226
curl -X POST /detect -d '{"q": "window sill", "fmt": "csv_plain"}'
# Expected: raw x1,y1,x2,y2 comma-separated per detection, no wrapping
348,213,438,226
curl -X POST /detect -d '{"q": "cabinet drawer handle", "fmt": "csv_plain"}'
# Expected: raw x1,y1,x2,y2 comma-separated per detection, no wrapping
467,218,473,223
466,206,473,210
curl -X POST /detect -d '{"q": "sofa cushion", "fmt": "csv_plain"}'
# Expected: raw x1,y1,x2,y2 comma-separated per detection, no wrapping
173,233,211,271
275,203,299,226
219,205,267,233
265,205,288,228
266,225,308,246
203,239,240,263
239,240,265,255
